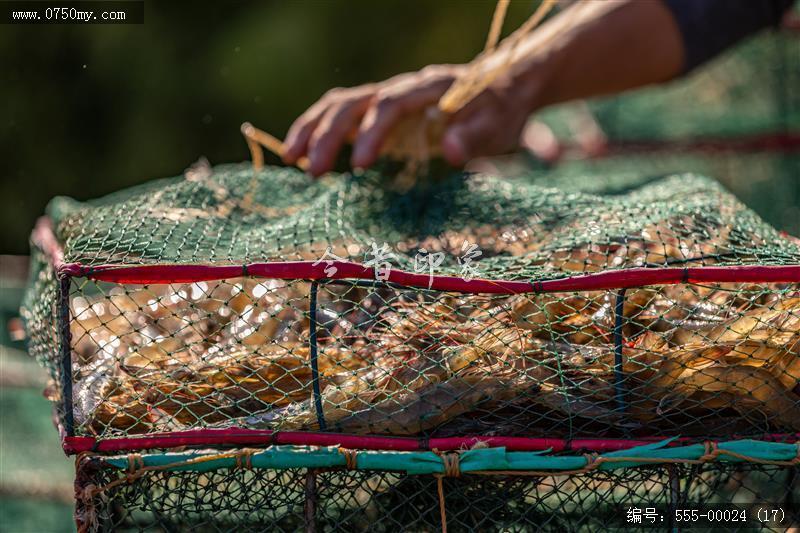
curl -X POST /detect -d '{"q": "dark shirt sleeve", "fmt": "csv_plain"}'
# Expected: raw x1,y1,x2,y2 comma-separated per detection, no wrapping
662,0,795,73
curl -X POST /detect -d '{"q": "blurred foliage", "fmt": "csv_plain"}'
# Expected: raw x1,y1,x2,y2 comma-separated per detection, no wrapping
535,29,799,235
0,350,74,533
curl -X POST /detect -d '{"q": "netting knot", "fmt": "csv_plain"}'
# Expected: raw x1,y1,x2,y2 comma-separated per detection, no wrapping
442,453,461,478
126,453,144,475
700,441,720,463
79,483,98,503
432,449,461,533
582,452,602,472
235,449,256,470
338,447,358,470
74,451,94,470
432,449,461,478
76,483,100,533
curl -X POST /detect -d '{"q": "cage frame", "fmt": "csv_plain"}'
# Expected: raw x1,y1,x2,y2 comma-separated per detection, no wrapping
30,216,800,455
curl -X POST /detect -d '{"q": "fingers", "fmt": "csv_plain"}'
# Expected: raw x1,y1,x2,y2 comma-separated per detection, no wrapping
442,121,479,168
443,109,524,167
283,86,374,170
284,65,462,175
306,98,371,176
521,120,562,163
442,84,529,167
283,97,332,165
442,109,506,167
351,95,403,169
352,74,454,168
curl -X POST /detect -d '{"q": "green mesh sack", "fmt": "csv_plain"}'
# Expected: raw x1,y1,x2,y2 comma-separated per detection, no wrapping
20,162,800,443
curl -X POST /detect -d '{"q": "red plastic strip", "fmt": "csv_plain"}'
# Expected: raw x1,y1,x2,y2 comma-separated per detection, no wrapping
61,432,647,454
58,261,800,294
61,429,799,455
63,261,535,293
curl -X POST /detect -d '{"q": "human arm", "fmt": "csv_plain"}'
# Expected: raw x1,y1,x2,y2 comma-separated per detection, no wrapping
283,0,793,176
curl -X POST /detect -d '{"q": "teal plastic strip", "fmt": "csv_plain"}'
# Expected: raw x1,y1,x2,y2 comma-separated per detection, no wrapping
103,439,798,475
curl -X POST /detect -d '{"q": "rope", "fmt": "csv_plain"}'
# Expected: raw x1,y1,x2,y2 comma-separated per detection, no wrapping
338,448,358,470
698,441,800,467
76,449,259,509
235,449,257,470
241,122,309,172
76,483,99,533
441,452,461,477
74,451,94,470
438,0,558,114
433,450,462,533
699,441,719,463
484,0,510,52
470,442,800,477
436,476,448,533
72,441,799,531
241,123,265,171
126,453,144,475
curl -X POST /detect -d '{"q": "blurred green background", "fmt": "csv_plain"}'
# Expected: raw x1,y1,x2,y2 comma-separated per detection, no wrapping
0,1,798,531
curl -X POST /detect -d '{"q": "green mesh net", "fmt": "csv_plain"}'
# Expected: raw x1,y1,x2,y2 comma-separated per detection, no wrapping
20,164,800,440
41,164,800,273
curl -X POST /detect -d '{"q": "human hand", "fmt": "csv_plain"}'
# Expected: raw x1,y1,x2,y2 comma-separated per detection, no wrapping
282,63,539,176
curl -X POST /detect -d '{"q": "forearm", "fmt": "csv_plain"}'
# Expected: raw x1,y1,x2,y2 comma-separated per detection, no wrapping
506,0,685,112
506,0,793,114
285,0,794,173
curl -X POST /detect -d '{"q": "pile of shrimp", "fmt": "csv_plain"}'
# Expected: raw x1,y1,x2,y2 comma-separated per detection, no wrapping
406,210,758,273
250,284,799,435
61,269,800,437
